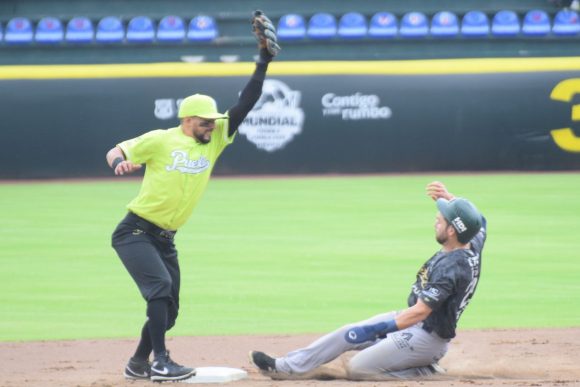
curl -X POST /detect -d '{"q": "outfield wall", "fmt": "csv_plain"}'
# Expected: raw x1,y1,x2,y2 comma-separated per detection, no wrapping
1,58,580,178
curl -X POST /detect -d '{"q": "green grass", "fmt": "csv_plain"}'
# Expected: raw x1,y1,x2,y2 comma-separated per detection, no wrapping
0,173,579,341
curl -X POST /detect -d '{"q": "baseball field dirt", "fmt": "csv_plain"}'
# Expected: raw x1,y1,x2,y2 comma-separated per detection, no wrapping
1,328,578,387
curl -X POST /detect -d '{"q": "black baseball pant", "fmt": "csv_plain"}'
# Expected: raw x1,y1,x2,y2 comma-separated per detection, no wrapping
112,212,180,359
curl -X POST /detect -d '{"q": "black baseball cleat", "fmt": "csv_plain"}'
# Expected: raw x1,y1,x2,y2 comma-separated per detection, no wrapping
150,351,196,382
249,350,277,373
124,357,151,380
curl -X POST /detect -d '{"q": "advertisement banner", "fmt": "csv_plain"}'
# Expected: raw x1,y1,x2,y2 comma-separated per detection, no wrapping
0,62,579,178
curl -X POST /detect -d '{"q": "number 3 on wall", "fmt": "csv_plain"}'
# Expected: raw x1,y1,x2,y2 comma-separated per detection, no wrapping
550,79,580,153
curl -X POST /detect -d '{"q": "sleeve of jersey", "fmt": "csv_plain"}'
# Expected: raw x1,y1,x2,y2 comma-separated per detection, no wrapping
117,130,164,164
215,112,235,150
470,215,488,254
418,266,455,311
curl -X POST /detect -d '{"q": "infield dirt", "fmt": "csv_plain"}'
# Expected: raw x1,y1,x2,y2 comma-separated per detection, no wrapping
1,328,578,387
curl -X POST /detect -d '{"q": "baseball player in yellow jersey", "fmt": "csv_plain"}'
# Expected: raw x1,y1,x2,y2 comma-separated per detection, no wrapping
105,11,280,383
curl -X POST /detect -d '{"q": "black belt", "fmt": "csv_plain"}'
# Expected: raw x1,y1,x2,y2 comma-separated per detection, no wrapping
126,212,177,240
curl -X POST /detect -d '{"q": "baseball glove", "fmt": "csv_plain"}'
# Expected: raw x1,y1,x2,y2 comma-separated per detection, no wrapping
252,10,281,57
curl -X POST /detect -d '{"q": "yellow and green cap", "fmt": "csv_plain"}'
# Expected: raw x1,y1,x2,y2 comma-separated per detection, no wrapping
178,94,228,119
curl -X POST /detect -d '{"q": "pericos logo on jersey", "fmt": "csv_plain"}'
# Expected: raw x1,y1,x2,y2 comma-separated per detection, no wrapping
165,150,210,174
418,265,429,288
238,79,305,152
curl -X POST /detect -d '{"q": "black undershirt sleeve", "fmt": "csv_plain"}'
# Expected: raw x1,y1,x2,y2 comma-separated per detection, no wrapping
227,57,269,137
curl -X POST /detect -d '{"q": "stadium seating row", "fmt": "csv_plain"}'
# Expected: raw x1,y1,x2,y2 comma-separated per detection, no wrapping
0,9,578,45
280,10,580,39
0,15,217,44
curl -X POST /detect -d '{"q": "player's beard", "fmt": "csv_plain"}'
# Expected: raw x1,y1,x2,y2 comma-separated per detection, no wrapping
194,131,212,144
435,230,448,245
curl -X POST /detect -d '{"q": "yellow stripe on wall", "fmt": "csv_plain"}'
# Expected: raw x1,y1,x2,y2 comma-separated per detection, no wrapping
2,57,580,80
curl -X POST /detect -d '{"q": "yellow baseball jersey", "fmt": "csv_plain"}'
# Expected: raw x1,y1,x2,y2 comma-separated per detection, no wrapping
118,117,233,230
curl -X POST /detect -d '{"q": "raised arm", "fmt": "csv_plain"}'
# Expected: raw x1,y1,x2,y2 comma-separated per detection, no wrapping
228,10,280,136
426,181,455,201
427,181,486,233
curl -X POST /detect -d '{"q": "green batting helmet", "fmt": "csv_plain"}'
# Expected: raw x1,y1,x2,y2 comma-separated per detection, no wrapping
436,198,482,244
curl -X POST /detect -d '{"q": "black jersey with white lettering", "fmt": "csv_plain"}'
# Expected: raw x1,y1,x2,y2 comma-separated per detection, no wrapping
407,217,487,339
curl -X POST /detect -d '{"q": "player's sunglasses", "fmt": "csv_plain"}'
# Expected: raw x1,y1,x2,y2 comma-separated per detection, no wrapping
198,119,216,128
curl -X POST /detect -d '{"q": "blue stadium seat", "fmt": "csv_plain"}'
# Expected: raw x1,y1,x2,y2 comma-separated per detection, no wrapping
461,10,490,37
126,16,155,43
96,16,125,43
430,11,459,37
5,17,34,44
307,13,337,40
338,12,367,39
491,10,520,37
35,17,64,44
157,16,186,42
553,9,580,36
368,12,398,38
187,15,218,41
399,12,428,38
0,22,3,43
277,14,306,40
65,17,94,43
522,10,551,36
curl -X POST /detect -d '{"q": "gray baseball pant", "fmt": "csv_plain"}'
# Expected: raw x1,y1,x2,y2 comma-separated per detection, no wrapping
275,311,450,379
